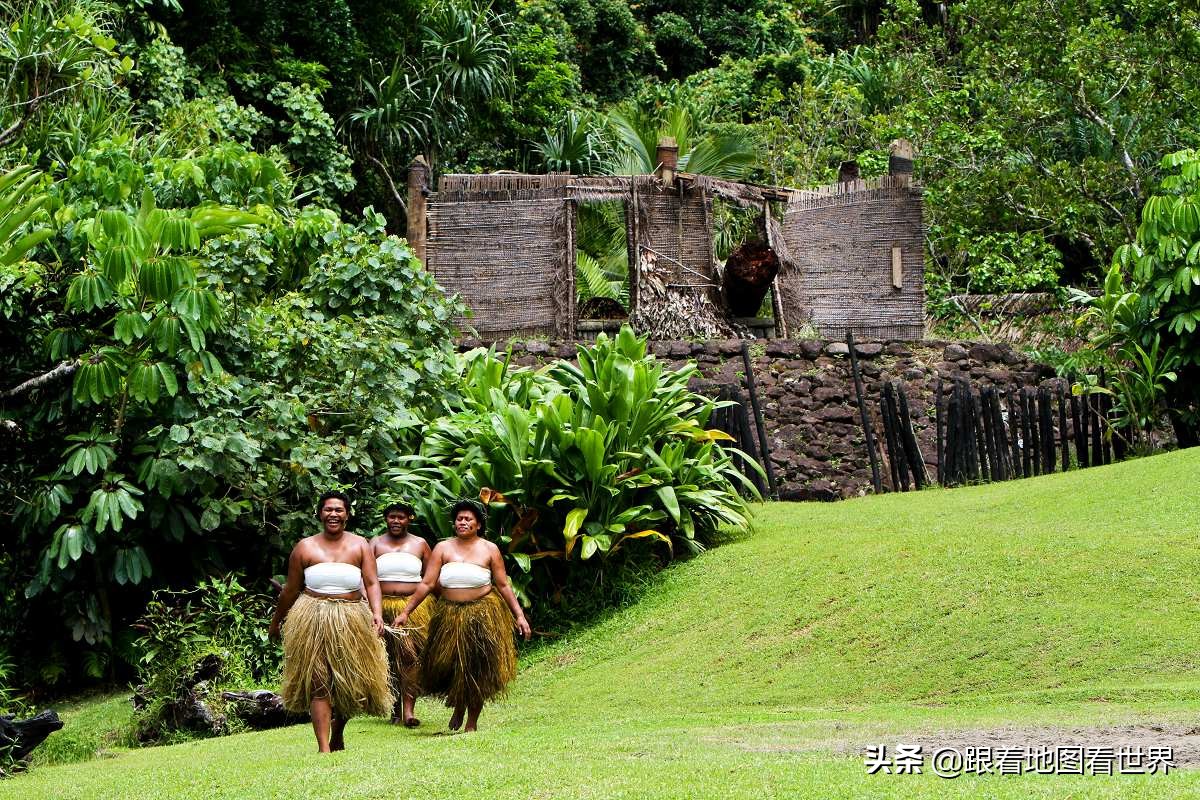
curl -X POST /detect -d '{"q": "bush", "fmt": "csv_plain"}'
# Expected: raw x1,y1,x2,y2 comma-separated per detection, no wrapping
130,576,277,742
387,326,758,616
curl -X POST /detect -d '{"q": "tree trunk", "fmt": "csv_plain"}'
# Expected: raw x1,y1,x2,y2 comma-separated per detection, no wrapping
221,691,310,730
0,710,63,768
723,240,780,317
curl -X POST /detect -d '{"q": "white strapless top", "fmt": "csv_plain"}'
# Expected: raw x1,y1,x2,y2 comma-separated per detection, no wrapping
438,561,491,589
304,562,362,595
377,551,422,582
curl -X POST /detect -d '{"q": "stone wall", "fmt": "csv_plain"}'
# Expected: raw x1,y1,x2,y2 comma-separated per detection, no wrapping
462,336,1060,501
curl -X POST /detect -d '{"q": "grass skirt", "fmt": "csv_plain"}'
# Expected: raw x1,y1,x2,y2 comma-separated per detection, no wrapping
280,594,393,718
381,594,433,697
422,591,517,709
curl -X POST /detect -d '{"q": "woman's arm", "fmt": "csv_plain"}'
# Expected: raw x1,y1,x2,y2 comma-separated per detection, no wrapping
268,545,305,640
490,544,531,640
359,537,385,636
397,543,443,624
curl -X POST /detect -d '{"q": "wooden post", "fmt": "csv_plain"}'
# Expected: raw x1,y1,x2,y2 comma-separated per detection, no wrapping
1021,389,1036,476
733,388,767,496
935,378,944,485
889,139,915,187
972,389,989,482
1057,381,1070,472
740,343,778,500
1072,383,1088,468
893,381,928,489
1038,385,1055,474
656,137,679,187
1099,370,1112,464
942,385,956,485
763,201,788,339
991,388,1011,480
980,387,997,482
407,156,430,264
1007,388,1024,479
880,385,903,491
847,331,882,494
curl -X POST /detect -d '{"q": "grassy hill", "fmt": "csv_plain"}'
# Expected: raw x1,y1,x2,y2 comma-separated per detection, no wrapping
9,448,1200,798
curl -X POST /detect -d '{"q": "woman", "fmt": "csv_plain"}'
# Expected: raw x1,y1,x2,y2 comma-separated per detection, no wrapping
397,499,531,732
372,501,433,727
269,491,393,753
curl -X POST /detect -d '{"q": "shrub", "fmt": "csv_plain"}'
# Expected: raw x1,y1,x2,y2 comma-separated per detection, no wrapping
130,575,277,742
387,326,758,614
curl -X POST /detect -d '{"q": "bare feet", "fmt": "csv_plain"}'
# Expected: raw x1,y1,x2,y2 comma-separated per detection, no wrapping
465,704,482,733
400,695,419,728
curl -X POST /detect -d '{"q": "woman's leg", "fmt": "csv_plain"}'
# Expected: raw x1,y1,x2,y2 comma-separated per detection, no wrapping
390,695,405,724
448,703,465,730
310,697,333,753
464,701,483,733
402,690,419,726
330,715,348,751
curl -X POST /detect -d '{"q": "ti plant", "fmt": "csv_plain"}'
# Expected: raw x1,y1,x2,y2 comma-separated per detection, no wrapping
387,326,760,606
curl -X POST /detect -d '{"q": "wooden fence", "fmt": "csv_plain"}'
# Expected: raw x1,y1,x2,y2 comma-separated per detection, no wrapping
848,332,1122,493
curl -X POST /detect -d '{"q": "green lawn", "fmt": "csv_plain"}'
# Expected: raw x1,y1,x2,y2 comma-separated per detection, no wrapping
9,448,1200,798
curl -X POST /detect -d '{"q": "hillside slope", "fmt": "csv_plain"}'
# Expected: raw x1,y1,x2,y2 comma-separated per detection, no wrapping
9,448,1200,799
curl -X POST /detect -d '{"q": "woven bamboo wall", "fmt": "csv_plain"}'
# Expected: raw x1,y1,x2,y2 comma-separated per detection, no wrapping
631,184,715,289
426,198,573,338
778,178,925,340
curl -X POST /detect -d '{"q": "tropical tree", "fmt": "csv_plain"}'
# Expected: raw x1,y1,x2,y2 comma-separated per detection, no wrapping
606,100,757,179
1075,147,1200,448
343,0,513,222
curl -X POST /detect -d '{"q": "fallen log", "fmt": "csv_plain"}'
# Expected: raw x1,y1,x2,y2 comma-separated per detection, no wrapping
0,710,63,769
221,691,309,730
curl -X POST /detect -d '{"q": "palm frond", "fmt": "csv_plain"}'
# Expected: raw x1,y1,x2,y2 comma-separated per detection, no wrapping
680,135,757,181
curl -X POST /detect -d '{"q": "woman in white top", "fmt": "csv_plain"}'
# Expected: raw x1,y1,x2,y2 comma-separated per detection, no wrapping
269,491,392,753
371,501,433,727
397,499,531,732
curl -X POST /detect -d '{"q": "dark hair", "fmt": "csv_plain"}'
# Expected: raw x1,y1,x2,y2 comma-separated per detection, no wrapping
315,490,352,520
449,499,486,527
383,502,416,517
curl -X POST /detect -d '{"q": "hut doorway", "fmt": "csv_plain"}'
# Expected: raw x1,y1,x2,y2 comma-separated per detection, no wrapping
573,199,631,340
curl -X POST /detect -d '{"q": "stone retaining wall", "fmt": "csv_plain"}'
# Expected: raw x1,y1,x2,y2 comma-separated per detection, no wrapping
459,337,1058,501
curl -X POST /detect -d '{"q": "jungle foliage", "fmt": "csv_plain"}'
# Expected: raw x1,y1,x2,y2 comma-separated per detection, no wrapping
1,0,1199,703
0,1,463,696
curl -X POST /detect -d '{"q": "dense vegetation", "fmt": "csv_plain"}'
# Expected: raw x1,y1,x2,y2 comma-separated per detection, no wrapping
1,0,1198,724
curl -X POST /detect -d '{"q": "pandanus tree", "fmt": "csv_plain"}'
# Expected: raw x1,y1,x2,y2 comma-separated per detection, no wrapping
0,0,130,150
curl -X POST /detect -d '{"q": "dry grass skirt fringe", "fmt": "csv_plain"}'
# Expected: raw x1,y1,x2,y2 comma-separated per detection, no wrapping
280,594,393,718
381,594,433,697
422,591,517,709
